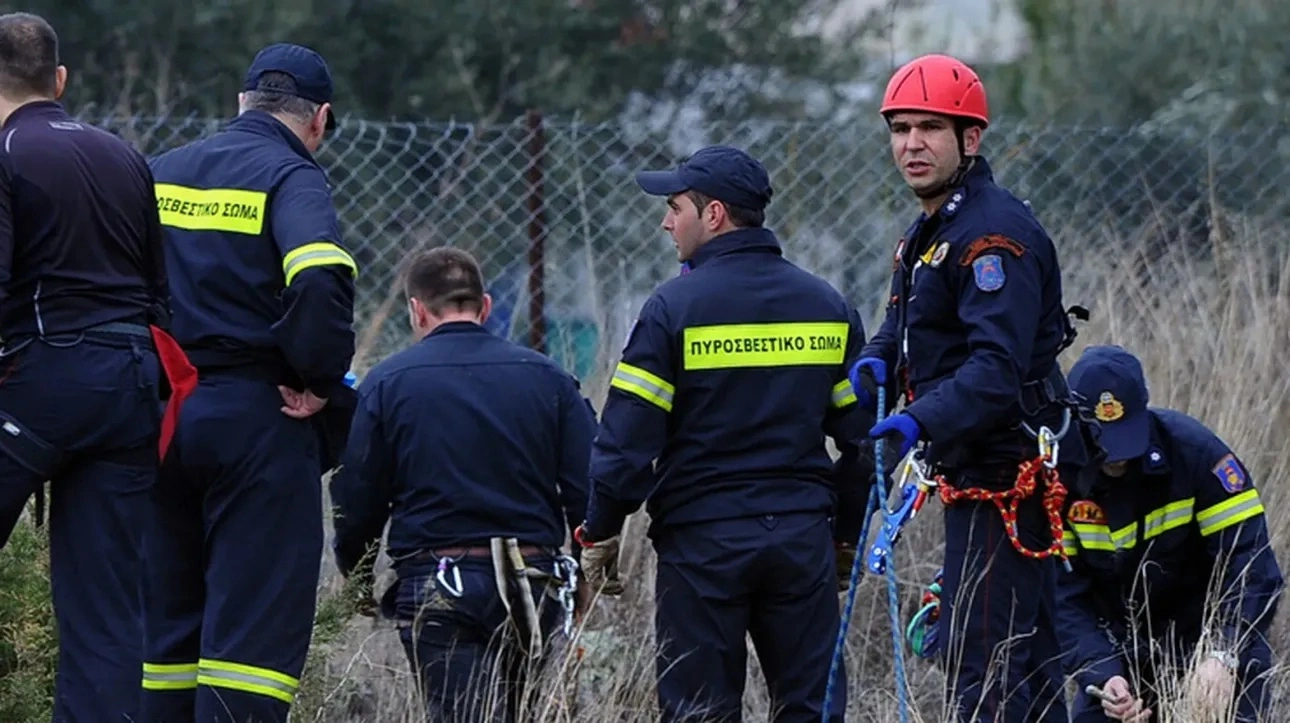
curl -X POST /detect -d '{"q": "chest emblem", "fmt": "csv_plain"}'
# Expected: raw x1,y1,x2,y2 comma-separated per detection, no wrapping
1068,500,1107,524
1212,453,1247,493
929,242,950,268
971,254,1005,292
1094,391,1125,422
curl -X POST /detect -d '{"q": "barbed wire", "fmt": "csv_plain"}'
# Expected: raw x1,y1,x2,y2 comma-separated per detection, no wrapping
80,110,1290,380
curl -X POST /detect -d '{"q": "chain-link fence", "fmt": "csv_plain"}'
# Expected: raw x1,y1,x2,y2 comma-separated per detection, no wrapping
80,110,1290,384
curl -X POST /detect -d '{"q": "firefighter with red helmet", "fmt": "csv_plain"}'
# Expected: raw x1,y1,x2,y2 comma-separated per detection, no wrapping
848,54,1101,721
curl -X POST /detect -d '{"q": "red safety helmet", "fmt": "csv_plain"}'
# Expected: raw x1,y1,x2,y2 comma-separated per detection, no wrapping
880,54,989,129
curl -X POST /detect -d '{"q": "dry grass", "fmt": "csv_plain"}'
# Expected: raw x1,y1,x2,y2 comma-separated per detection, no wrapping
1,212,1288,722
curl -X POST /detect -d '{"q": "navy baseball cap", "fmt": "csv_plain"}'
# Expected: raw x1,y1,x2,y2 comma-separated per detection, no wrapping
1067,345,1151,463
635,145,773,211
244,43,336,130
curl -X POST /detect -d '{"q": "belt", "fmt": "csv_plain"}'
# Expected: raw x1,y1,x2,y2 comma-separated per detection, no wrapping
409,544,548,562
87,320,152,338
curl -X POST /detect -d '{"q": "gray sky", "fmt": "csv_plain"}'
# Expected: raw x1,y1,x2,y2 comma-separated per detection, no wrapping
829,0,1029,64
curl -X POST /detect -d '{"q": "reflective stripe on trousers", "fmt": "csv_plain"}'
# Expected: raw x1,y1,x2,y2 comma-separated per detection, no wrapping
196,658,301,704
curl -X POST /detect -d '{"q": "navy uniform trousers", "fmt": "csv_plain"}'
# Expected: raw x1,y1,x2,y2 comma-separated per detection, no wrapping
651,511,844,723
0,330,161,722
936,467,1069,723
390,554,563,723
141,373,323,723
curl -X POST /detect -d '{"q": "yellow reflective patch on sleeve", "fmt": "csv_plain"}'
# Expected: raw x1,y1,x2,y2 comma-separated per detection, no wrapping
282,241,358,285
155,184,267,235
682,322,848,371
831,378,856,409
610,362,675,412
1197,489,1264,536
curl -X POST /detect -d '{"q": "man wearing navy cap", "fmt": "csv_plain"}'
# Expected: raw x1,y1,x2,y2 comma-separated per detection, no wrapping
575,145,877,722
141,42,358,723
1057,344,1283,722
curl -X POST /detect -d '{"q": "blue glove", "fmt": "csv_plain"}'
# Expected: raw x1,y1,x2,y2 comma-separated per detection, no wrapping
848,357,887,410
870,413,922,459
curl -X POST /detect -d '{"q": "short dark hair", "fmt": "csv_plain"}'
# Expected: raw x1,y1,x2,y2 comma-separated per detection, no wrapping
242,71,319,124
0,13,59,98
685,190,764,229
403,247,486,315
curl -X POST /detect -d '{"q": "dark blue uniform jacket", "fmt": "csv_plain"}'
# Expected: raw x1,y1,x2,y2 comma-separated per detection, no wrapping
1056,408,1284,686
861,157,1085,471
329,322,596,576
147,111,356,398
0,101,166,337
582,227,877,542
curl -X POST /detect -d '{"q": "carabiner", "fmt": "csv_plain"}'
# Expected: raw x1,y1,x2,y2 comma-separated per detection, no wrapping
1036,426,1061,469
553,554,580,636
436,557,464,598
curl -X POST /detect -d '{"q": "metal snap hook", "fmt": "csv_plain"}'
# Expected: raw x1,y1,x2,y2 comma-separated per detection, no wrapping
436,557,464,598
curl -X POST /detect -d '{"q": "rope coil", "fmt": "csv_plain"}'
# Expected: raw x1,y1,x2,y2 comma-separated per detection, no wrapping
935,454,1070,564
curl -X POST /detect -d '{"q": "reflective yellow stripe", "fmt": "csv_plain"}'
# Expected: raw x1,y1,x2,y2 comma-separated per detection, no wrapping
197,658,299,705
1143,498,1194,540
1062,529,1079,557
610,362,675,412
1071,522,1137,552
1071,523,1114,552
1110,524,1137,550
1197,490,1264,536
142,661,198,691
682,322,849,370
155,183,266,235
831,379,856,409
282,241,358,285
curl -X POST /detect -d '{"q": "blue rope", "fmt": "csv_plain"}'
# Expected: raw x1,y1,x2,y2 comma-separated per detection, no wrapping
821,386,910,723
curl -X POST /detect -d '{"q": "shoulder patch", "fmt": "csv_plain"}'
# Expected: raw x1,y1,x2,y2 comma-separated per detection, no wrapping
971,254,1006,292
1068,500,1106,524
959,234,1026,267
1212,453,1247,493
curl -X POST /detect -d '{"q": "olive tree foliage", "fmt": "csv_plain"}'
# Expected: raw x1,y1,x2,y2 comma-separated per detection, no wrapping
29,0,894,124
965,0,1290,252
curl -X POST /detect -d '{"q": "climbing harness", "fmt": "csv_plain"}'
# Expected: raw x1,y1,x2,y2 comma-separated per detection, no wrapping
904,569,943,659
822,386,910,723
934,408,1074,573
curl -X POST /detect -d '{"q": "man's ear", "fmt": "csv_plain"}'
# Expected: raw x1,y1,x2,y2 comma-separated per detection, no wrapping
479,293,493,325
315,103,332,136
53,65,67,99
962,125,984,156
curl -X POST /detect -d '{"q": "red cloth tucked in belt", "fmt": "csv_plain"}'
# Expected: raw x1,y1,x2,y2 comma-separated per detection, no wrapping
149,325,198,460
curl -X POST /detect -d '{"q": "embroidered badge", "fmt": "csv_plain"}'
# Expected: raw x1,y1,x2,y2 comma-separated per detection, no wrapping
893,238,906,271
971,254,1005,292
1094,391,1125,422
959,234,1026,266
1068,500,1107,524
1212,453,1247,493
1147,449,1165,470
929,242,950,268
